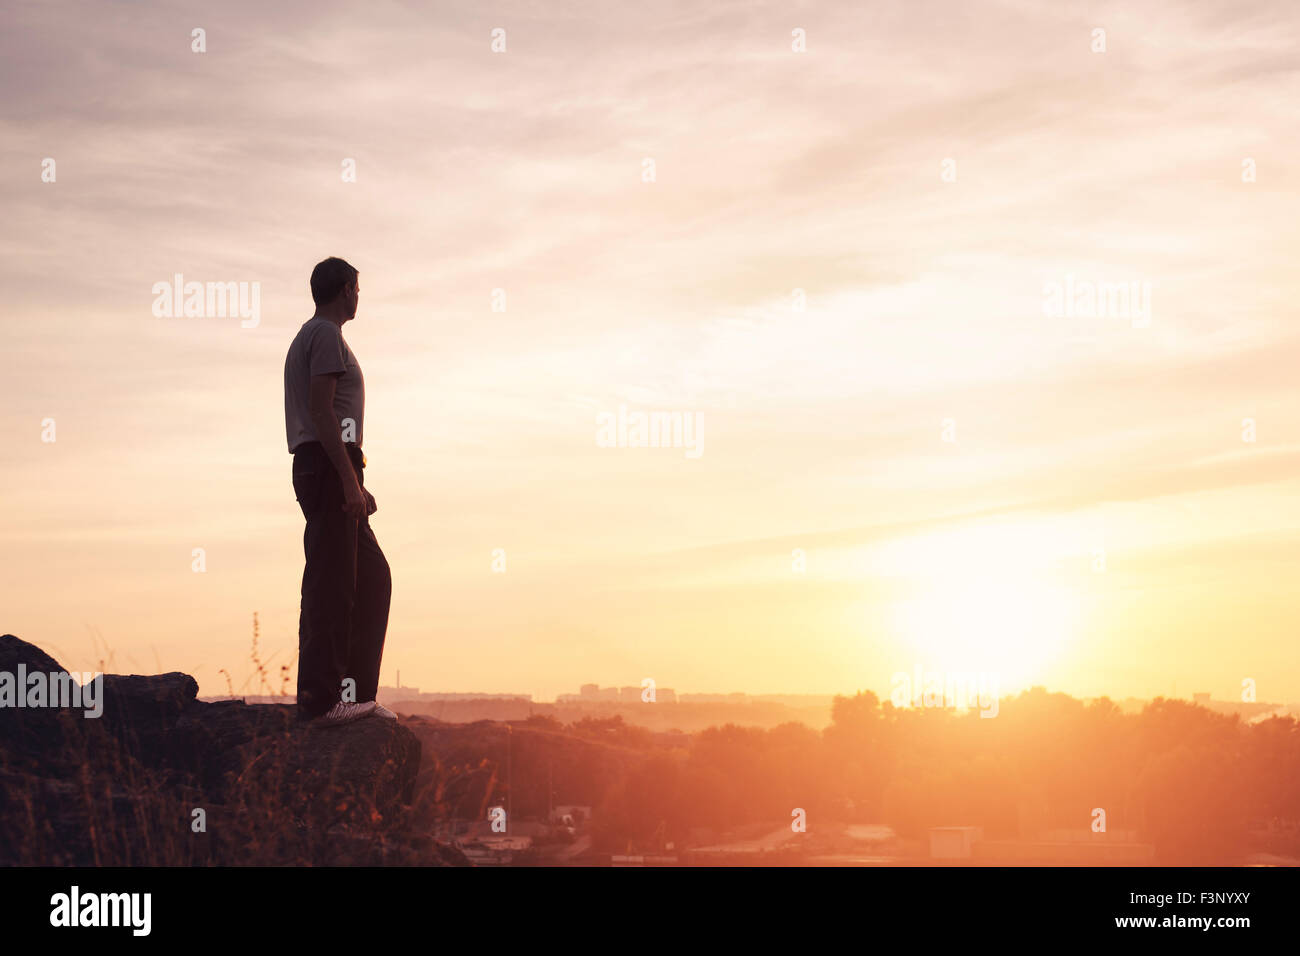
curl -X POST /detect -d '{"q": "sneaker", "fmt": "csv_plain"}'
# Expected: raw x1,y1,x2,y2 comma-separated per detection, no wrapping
373,703,398,720
311,700,377,726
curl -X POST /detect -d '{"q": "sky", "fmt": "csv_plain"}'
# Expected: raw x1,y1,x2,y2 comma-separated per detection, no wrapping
2,0,1299,705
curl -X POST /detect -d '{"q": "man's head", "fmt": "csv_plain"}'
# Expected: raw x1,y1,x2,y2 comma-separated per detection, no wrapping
310,256,359,321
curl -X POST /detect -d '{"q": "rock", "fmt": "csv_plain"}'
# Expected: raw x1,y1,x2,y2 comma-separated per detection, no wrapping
0,633,66,674
170,699,421,818
0,634,448,865
101,672,199,721
97,672,199,775
0,633,81,771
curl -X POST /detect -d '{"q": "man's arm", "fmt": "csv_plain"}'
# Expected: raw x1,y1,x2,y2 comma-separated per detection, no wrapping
309,372,367,520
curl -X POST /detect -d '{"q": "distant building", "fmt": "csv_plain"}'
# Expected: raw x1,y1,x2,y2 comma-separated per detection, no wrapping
377,685,532,704
378,678,421,700
929,826,983,859
557,687,678,705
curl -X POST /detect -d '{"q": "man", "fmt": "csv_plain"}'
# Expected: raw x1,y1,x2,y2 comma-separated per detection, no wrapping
284,256,395,725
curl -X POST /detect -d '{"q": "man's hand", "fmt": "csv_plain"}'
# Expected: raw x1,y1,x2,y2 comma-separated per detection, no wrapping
363,489,377,516
341,476,368,520
310,372,369,522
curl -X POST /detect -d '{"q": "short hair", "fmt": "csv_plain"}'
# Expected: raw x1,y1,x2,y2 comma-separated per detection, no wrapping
310,257,359,306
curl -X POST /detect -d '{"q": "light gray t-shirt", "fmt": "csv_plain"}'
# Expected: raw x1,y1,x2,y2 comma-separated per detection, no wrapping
284,317,364,453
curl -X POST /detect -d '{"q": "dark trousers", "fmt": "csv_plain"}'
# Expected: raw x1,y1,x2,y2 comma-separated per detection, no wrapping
291,441,391,719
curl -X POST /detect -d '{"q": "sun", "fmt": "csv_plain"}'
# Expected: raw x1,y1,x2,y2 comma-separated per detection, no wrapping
892,573,1079,683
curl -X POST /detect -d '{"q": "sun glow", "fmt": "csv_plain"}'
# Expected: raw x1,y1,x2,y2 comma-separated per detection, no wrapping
892,575,1079,682
882,520,1085,685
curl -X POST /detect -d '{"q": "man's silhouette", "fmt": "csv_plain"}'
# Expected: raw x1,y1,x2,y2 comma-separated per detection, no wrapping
284,257,394,725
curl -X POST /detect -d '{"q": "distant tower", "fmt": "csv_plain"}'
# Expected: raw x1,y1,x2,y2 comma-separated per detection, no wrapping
397,669,401,689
